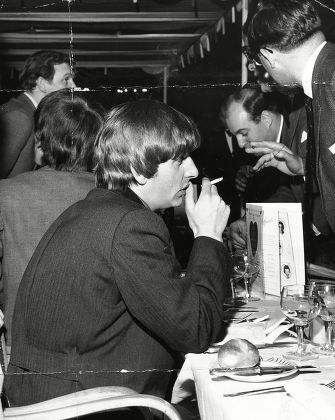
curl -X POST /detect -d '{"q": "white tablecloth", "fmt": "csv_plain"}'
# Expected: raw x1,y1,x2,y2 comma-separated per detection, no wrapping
172,300,335,420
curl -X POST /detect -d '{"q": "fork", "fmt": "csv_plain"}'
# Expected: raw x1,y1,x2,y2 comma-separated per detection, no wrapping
223,386,286,397
323,380,335,390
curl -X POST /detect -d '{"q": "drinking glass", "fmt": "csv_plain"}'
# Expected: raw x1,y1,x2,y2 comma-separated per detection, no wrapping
224,270,245,306
309,282,335,355
280,284,320,361
232,251,260,302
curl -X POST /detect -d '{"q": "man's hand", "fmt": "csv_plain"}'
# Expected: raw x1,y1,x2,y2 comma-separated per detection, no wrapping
229,217,247,250
185,178,230,242
245,141,304,176
235,165,255,192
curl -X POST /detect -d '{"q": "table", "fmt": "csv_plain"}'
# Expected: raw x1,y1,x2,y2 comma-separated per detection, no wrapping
172,300,335,420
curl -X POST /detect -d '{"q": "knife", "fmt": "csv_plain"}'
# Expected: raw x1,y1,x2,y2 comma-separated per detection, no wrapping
208,341,296,350
211,369,321,380
210,365,317,375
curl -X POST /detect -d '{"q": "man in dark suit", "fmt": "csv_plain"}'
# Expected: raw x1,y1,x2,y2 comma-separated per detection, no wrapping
0,50,76,178
0,89,102,351
245,0,335,238
5,99,232,407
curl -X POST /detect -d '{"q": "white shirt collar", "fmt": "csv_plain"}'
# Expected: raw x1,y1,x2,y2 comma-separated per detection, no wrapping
276,114,283,143
301,41,327,98
24,91,38,109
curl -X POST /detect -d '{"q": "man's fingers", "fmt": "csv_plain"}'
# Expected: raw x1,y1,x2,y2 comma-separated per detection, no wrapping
184,182,196,211
245,146,271,155
222,203,230,223
233,239,247,250
235,178,247,191
252,157,266,171
200,177,211,193
236,184,246,192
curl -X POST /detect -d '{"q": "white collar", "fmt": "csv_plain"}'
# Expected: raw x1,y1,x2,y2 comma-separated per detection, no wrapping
276,114,283,143
301,41,327,98
24,91,38,109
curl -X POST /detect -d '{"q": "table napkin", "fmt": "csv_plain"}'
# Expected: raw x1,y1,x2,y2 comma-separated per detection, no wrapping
285,379,335,420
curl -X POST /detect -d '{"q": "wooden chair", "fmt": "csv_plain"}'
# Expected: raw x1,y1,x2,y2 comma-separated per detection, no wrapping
0,312,182,419
0,383,182,420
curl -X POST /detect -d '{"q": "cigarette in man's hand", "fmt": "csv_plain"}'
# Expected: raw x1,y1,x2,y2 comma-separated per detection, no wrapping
210,177,223,185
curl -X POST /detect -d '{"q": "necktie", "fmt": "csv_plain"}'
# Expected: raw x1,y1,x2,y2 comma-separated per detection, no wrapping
304,95,317,258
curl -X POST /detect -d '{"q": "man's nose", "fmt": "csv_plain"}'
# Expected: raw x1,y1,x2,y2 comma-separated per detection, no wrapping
236,136,247,148
185,157,199,179
69,78,77,88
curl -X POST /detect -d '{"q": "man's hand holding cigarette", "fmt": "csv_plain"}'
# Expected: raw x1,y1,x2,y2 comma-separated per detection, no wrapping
185,177,230,243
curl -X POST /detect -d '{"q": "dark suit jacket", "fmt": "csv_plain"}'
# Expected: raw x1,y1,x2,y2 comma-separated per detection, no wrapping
266,105,333,266
265,107,329,233
311,42,335,234
5,187,231,406
196,126,243,222
0,93,36,178
0,167,96,346
266,107,307,203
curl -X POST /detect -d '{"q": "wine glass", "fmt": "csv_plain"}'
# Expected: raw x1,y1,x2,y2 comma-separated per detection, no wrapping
232,251,260,302
280,284,320,361
309,281,335,355
224,269,246,306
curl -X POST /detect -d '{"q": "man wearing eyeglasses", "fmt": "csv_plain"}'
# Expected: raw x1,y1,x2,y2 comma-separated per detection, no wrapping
245,0,335,243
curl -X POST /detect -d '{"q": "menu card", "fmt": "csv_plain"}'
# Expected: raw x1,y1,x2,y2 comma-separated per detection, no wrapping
246,203,305,296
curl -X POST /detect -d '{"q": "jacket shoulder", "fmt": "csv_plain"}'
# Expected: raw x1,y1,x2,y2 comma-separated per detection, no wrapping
313,43,335,79
0,94,35,117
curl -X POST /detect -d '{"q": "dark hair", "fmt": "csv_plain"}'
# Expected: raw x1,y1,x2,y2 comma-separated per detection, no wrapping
19,50,71,91
283,264,290,271
94,99,201,191
221,85,282,123
34,89,103,172
246,0,322,53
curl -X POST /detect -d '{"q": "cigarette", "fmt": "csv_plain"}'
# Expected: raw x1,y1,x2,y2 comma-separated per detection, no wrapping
210,177,223,185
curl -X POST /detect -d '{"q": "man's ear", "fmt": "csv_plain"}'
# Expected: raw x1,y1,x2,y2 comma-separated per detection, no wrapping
260,110,273,128
34,140,44,166
130,166,147,185
260,48,276,69
35,76,49,94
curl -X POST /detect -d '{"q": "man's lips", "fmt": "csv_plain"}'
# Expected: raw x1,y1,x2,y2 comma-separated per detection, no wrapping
177,184,189,196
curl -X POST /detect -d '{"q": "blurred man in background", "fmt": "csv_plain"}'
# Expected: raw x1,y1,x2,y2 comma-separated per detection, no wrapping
0,50,76,178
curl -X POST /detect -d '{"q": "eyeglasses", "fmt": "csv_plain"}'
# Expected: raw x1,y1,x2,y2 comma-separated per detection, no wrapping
242,45,273,66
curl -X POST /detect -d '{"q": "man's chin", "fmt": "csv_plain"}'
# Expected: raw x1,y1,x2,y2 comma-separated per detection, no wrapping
171,196,183,208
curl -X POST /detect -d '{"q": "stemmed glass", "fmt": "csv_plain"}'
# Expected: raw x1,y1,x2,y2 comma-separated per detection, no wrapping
225,269,245,306
280,284,320,361
231,251,260,302
309,282,335,355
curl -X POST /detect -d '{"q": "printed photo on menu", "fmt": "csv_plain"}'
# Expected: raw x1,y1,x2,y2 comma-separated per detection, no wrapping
278,210,296,288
